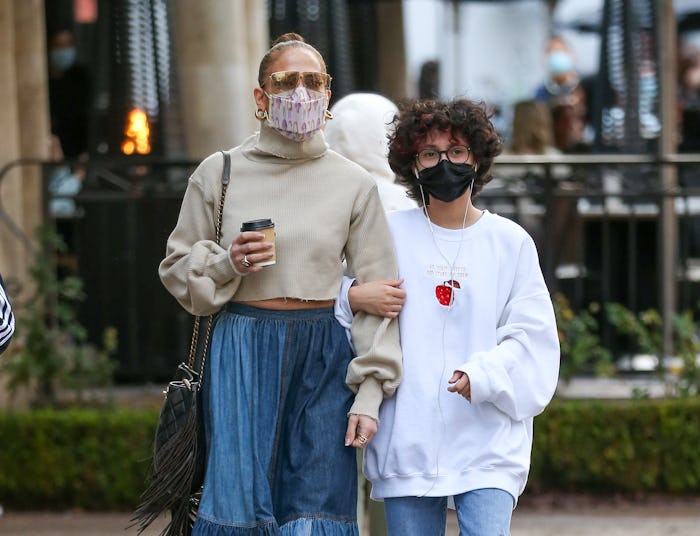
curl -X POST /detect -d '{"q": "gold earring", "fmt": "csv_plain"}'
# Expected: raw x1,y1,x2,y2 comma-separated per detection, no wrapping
324,109,334,120
255,108,267,121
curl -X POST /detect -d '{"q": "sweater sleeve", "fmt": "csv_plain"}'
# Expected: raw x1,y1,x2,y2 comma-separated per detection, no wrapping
457,236,560,421
344,185,403,420
158,162,242,316
0,274,15,354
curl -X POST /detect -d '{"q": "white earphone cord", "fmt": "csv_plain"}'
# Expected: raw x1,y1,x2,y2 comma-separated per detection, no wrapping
417,181,471,497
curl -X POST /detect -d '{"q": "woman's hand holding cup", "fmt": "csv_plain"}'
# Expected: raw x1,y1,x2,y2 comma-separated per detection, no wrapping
230,231,275,273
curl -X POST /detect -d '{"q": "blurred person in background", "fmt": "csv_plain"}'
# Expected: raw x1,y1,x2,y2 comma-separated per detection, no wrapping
678,30,700,257
48,134,85,219
508,99,560,157
679,30,700,153
499,99,565,250
324,92,415,212
504,99,580,275
48,28,91,161
418,60,440,99
47,28,91,276
535,36,593,153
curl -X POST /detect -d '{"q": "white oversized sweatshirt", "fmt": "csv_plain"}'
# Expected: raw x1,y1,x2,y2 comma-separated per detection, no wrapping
340,208,560,503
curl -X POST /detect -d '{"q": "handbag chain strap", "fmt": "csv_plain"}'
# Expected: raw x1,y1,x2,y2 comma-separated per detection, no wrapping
186,151,231,385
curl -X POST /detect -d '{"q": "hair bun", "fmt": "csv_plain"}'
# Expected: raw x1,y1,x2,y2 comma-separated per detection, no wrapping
271,32,305,47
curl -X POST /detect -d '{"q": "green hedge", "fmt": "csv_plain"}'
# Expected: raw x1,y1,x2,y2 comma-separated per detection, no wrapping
1,398,699,511
530,397,700,494
0,408,158,510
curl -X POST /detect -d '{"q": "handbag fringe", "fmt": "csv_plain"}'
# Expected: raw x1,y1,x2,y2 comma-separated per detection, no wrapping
131,394,202,536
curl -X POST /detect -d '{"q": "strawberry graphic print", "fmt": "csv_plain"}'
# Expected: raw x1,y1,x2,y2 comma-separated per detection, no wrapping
435,279,461,306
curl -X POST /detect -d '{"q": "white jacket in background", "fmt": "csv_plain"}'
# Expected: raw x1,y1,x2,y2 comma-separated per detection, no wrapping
325,93,416,211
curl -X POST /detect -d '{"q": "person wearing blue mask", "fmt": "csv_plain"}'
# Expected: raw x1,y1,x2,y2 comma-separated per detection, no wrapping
48,29,91,159
48,29,91,273
534,36,581,104
534,36,593,153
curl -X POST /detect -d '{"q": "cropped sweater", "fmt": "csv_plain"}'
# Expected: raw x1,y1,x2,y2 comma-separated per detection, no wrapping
158,122,402,419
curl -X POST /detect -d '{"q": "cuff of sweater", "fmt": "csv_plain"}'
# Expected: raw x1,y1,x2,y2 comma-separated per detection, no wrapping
211,250,240,283
457,360,489,404
348,376,384,421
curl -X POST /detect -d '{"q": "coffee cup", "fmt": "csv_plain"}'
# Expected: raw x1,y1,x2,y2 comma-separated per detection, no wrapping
240,219,276,266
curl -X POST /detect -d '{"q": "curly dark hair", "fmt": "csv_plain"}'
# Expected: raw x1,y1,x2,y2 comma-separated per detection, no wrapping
388,99,503,205
257,32,327,86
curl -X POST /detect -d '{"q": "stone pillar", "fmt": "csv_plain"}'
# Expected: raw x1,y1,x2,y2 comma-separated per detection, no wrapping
15,0,49,247
376,1,407,102
0,0,48,299
172,0,268,159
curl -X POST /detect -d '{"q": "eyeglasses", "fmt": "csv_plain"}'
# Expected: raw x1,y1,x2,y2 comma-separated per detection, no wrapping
266,71,332,94
416,145,471,168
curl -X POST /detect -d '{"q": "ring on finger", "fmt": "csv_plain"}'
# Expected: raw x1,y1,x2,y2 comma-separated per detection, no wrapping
357,434,368,445
241,255,252,268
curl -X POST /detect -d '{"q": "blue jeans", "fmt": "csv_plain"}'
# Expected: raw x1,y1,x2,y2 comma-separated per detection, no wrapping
384,488,514,536
193,303,359,535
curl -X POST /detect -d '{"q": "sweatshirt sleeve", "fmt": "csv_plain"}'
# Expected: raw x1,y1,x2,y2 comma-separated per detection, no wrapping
344,185,403,420
0,274,14,354
158,159,242,316
457,236,560,421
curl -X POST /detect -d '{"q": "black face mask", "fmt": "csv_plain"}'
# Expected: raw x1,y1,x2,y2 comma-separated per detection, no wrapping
416,160,477,203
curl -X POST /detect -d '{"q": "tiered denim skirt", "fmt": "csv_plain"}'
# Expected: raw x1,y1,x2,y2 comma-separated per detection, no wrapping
192,303,359,536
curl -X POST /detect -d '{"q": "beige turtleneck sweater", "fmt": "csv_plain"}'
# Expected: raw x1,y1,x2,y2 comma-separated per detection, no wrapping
159,123,402,419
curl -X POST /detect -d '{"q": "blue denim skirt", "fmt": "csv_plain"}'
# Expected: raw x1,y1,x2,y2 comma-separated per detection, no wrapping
192,303,359,536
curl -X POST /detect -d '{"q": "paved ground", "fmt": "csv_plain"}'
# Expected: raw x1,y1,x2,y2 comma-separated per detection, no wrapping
1,495,699,536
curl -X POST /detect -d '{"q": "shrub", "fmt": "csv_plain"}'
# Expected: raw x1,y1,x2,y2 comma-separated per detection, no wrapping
553,293,615,381
530,397,700,494
1,227,117,408
606,303,700,396
0,408,157,510
2,399,700,511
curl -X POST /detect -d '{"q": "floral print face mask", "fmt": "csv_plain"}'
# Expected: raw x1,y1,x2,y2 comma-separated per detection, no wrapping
265,86,328,142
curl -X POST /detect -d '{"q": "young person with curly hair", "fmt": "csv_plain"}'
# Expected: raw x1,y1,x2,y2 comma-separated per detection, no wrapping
337,98,560,535
159,32,402,535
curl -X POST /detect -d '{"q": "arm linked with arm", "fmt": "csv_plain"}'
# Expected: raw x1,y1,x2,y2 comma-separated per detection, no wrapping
343,186,403,420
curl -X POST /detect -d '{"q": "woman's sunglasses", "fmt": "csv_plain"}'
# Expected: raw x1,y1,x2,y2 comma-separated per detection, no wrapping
266,71,332,94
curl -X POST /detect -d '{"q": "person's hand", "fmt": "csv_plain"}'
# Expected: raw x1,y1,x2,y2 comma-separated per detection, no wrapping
345,413,378,449
48,134,64,161
348,279,406,318
447,371,471,401
229,231,274,273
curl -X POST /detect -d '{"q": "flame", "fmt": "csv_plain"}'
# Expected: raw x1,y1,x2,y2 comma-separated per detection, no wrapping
121,108,151,155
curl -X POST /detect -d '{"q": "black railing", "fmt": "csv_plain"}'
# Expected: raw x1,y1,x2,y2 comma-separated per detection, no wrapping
2,154,700,381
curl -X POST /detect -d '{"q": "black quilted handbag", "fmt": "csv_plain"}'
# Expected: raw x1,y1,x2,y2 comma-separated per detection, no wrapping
132,151,230,536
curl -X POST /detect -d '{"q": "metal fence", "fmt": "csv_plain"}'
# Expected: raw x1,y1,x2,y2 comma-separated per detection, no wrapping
2,154,700,381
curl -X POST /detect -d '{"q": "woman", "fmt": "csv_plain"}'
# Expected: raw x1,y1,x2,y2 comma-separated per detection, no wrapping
339,99,560,535
159,33,402,535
